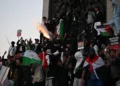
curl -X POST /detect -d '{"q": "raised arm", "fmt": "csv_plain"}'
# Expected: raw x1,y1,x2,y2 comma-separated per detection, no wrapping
17,40,20,45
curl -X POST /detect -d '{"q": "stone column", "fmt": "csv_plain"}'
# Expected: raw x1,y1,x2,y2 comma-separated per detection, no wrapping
107,0,120,22
42,0,50,18
107,0,113,22
116,0,120,6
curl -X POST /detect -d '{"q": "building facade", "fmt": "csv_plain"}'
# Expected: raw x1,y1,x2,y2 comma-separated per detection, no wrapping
42,0,120,22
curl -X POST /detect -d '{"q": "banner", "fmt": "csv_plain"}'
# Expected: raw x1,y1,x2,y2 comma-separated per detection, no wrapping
0,66,10,84
109,37,120,50
17,29,22,37
109,44,120,50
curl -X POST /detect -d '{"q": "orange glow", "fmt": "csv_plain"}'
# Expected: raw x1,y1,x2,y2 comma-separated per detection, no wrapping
36,23,51,40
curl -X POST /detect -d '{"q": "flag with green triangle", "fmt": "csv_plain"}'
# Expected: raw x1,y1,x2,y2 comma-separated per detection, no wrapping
96,25,112,36
22,50,42,66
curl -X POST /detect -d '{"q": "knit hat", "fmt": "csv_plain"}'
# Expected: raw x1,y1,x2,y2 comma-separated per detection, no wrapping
89,48,95,54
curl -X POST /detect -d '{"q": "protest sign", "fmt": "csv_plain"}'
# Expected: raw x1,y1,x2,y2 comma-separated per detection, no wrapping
78,42,84,50
109,37,120,50
17,29,22,37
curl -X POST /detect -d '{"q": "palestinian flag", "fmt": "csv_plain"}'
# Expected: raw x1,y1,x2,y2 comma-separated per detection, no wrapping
22,50,42,66
83,55,105,79
96,25,112,36
38,52,48,71
57,19,64,40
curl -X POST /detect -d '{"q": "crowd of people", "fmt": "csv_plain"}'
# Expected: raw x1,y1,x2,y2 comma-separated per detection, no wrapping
0,0,120,86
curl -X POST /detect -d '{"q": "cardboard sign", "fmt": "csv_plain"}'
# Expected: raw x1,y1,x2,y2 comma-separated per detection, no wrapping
17,29,22,37
109,37,120,50
110,44,120,50
78,42,84,50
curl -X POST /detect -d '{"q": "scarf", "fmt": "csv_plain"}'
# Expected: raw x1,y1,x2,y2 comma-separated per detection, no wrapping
84,55,105,79
38,52,48,70
86,55,98,74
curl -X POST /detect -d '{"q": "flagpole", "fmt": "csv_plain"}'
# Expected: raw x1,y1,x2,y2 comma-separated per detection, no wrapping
6,37,10,46
18,36,20,40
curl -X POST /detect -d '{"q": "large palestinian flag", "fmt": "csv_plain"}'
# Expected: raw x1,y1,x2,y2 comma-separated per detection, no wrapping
22,50,42,66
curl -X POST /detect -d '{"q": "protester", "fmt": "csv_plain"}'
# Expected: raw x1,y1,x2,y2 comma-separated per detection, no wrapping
109,0,120,34
73,51,84,86
94,6,103,23
14,58,24,86
8,41,16,59
82,48,105,86
16,37,26,54
104,49,120,86
1,1,120,86
33,39,42,54
32,65,45,86
87,8,95,25
25,38,33,50
40,17,50,45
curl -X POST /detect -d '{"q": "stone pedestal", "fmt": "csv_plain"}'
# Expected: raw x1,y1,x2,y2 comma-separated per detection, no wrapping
42,0,50,18
107,0,113,22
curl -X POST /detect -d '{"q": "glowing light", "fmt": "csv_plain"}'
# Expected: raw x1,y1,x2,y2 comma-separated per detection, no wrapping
35,22,51,40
